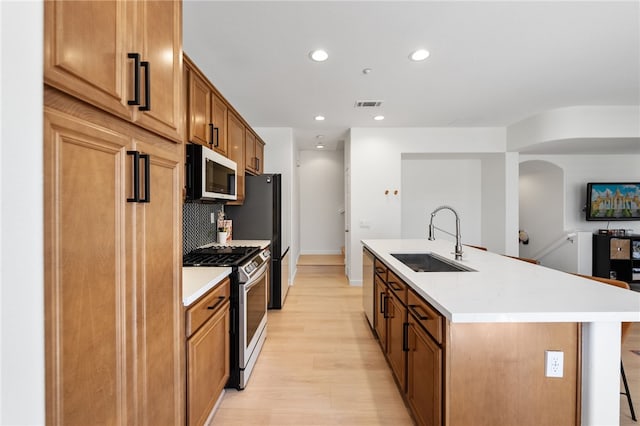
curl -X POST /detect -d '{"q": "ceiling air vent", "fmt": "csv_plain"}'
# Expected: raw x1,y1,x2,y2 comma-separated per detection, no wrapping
354,100,383,108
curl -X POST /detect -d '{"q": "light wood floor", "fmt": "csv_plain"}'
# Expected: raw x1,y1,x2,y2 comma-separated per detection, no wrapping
211,266,413,425
210,265,640,425
297,254,345,266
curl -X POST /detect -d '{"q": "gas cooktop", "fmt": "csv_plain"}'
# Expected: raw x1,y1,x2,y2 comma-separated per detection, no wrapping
183,245,260,267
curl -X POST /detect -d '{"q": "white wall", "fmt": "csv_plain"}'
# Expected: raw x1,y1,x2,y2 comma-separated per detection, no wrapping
1,1,45,424
520,154,640,234
348,127,508,284
401,154,482,246
256,127,297,281
508,106,640,151
519,160,565,260
299,149,345,254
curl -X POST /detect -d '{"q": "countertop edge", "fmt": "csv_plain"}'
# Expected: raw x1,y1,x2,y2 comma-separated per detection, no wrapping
182,267,232,307
363,239,640,324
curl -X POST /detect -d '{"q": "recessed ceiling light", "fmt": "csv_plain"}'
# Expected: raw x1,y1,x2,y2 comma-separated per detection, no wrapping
315,115,325,121
374,115,385,121
362,68,372,75
309,49,328,62
316,143,325,149
409,49,430,62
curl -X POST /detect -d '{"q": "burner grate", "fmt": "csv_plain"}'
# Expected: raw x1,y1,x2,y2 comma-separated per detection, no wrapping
183,245,260,267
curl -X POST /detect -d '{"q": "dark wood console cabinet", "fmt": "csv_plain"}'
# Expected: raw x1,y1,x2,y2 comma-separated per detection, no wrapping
592,234,640,287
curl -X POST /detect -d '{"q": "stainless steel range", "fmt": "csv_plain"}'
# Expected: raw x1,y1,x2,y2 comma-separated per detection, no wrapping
184,245,270,389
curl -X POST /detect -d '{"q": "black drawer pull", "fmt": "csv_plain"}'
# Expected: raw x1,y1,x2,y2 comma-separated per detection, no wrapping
408,304,431,321
206,296,226,311
388,281,403,291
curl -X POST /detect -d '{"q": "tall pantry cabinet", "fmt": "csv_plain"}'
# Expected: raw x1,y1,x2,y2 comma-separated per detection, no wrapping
43,1,184,425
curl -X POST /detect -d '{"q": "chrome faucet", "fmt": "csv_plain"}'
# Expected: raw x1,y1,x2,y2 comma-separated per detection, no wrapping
428,205,463,260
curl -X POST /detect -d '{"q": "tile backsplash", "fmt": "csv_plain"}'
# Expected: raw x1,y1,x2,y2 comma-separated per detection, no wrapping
183,202,223,254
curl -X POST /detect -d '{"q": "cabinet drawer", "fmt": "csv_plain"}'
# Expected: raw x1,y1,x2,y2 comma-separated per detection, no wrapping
610,238,630,259
374,258,388,281
186,278,230,338
407,290,443,345
387,270,407,305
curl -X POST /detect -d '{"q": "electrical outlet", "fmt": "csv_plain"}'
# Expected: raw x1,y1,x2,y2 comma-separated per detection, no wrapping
545,350,564,378
210,212,216,224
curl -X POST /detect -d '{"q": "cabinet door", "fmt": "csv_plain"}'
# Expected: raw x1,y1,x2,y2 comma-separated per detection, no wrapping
187,69,212,146
187,301,231,426
134,0,183,143
44,110,134,426
406,320,442,426
245,130,256,173
133,137,184,425
212,93,228,155
374,277,388,351
226,111,246,204
386,293,407,391
255,138,265,174
44,0,134,121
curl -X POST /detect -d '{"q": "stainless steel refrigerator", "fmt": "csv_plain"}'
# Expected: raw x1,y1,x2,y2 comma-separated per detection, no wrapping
226,173,289,309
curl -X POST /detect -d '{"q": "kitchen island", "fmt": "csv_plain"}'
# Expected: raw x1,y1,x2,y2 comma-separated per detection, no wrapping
363,239,640,426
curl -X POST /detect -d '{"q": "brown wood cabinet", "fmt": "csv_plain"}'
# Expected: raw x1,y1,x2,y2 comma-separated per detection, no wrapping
406,289,444,426
245,130,265,175
386,288,407,390
186,279,231,426
369,255,581,426
226,111,246,204
44,0,183,143
44,91,184,425
373,274,388,351
186,61,228,155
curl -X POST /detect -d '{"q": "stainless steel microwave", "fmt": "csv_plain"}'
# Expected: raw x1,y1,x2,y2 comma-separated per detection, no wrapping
186,144,237,201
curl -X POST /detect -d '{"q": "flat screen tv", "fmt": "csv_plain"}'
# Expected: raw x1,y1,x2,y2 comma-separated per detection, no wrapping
586,182,640,221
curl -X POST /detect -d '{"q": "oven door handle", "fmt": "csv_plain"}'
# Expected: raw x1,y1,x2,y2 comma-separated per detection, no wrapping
243,261,269,290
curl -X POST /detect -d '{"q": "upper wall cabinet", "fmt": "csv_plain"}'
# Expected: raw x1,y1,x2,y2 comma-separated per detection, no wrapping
186,59,227,155
245,131,265,175
44,0,184,143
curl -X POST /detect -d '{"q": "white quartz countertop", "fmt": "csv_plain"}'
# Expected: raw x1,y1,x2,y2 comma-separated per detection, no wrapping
182,267,231,307
362,239,640,323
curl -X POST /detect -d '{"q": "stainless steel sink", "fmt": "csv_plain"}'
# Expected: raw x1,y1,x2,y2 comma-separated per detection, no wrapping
391,252,475,272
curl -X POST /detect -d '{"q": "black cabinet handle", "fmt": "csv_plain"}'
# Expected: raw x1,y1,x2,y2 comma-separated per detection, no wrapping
256,157,260,171
214,127,219,147
206,296,226,311
402,322,409,352
408,304,430,321
127,53,141,106
379,292,385,314
208,124,219,148
127,151,140,202
139,61,150,111
383,295,389,319
139,154,150,203
388,281,403,291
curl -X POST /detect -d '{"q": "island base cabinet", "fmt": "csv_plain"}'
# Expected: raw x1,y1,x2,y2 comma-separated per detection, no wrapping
446,322,580,426
406,319,442,426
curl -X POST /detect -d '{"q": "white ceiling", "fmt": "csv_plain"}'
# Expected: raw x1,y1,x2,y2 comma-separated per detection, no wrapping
183,1,640,152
